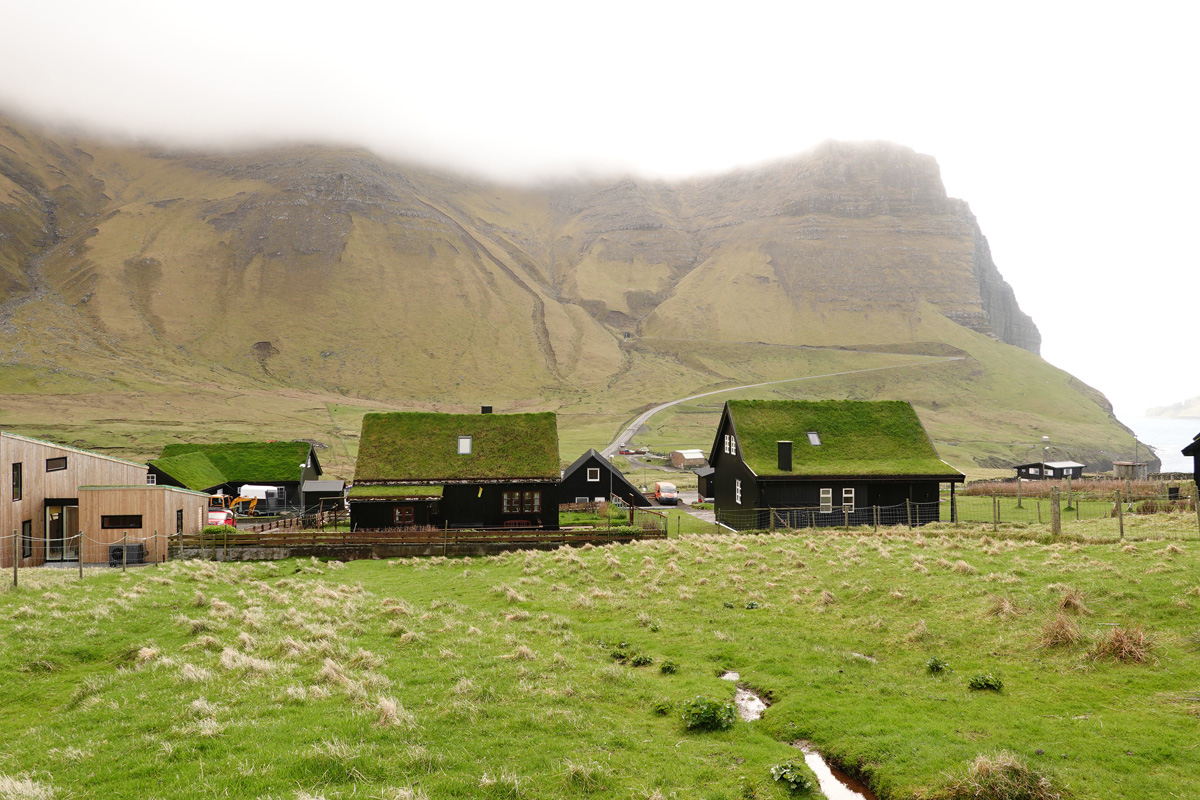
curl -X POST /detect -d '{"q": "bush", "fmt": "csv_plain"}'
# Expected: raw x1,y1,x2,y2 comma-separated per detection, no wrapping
681,696,736,731
745,601,760,609
660,659,679,674
769,761,814,794
926,655,949,674
968,674,1003,691
650,699,673,716
631,654,654,667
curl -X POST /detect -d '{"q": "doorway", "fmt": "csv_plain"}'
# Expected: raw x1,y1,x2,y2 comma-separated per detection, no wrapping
45,502,79,561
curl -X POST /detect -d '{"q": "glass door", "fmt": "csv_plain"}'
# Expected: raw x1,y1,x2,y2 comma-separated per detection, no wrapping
44,504,80,561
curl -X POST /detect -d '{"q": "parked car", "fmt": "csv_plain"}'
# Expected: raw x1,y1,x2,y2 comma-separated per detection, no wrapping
207,508,237,527
619,448,634,455
653,481,678,505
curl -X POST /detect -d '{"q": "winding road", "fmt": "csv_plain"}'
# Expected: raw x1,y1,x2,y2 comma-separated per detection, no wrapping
599,357,965,458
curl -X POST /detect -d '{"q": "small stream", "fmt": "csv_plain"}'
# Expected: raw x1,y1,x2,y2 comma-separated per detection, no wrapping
720,672,877,800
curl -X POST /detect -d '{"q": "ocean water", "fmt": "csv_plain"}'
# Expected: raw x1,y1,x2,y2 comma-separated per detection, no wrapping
1125,416,1198,473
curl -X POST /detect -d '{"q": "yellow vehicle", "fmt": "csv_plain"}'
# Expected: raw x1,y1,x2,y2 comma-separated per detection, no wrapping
209,493,259,516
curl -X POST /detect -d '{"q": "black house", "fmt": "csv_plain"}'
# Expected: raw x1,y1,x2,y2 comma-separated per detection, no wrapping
708,399,964,530
560,449,650,507
1183,434,1200,485
349,409,560,531
1013,461,1086,480
148,441,323,511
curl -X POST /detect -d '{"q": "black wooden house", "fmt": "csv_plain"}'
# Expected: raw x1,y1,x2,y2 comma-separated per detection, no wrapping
1013,461,1085,480
1183,434,1200,485
560,449,650,507
707,399,963,530
148,441,323,511
349,409,560,531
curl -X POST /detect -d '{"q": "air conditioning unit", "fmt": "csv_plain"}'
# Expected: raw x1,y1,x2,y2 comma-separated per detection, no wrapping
108,543,146,567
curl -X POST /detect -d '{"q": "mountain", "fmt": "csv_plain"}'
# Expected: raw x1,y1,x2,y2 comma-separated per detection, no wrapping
1147,396,1200,419
0,110,1151,477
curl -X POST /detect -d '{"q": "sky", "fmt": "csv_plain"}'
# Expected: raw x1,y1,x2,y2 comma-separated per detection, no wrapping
1,0,1197,427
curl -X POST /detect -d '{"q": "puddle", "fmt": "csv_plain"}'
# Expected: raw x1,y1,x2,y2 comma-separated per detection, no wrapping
720,671,770,721
794,741,878,800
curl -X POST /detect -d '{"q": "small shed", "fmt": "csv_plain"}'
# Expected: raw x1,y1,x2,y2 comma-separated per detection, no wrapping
303,480,346,514
1113,461,1148,480
560,449,649,507
1013,461,1085,480
695,466,715,500
670,449,708,468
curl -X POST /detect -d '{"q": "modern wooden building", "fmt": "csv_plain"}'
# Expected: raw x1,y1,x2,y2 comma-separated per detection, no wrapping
349,409,560,530
707,400,964,530
1013,461,1086,480
560,449,650,507
2,432,208,568
1182,435,1199,484
148,441,323,511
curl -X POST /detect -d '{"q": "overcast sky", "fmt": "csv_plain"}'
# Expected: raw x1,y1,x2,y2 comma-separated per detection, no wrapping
2,0,1196,425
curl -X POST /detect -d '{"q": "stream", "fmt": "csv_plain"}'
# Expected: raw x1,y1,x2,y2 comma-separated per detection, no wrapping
720,671,877,800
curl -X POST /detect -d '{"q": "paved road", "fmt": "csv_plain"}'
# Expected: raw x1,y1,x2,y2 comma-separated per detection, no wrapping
599,357,965,458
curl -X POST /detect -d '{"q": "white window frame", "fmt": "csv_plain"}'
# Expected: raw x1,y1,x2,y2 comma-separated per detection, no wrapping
586,467,600,482
842,487,855,513
1029,467,1040,476
575,496,589,503
820,488,833,513
735,479,742,504
146,473,156,485
458,435,472,455
807,431,821,446
730,436,737,456
724,434,731,454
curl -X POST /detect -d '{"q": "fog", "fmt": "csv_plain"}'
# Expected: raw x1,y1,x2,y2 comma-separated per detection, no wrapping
2,0,1197,420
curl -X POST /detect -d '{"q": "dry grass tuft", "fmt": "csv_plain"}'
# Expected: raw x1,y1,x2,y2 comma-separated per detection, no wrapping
504,645,536,661
1091,626,1153,663
936,750,1065,800
375,695,418,729
986,596,1020,621
1056,588,1091,615
905,619,928,643
953,560,976,575
1039,614,1083,648
0,773,56,799
178,663,212,683
818,590,836,606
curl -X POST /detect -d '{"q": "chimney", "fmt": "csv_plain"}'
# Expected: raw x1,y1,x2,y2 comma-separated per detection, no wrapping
777,440,793,472
481,405,493,414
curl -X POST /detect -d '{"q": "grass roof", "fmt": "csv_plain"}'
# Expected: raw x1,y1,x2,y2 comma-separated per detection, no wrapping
354,412,559,482
347,484,443,499
150,441,313,490
726,400,961,478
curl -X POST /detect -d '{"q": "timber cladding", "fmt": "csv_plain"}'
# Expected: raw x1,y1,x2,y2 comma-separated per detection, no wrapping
77,486,209,565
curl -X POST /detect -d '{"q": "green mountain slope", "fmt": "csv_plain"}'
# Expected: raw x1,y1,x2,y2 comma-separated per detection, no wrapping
0,111,1149,477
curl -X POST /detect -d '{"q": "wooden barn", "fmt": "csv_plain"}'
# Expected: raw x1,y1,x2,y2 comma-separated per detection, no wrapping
349,409,560,531
1183,434,1200,484
148,441,323,511
707,400,964,530
1013,461,1086,480
1,432,208,568
560,449,650,507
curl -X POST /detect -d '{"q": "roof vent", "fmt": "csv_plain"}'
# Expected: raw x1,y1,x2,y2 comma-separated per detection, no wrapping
481,406,493,414
777,440,793,472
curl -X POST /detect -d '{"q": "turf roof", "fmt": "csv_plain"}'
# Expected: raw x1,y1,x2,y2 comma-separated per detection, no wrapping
150,441,314,490
347,484,443,499
354,411,559,482
724,399,961,478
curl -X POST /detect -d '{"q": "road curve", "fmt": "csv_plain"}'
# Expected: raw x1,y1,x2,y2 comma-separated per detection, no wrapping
598,357,964,458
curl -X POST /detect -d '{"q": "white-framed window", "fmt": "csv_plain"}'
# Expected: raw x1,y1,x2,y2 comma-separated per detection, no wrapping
807,432,821,446
724,435,731,454
730,436,737,456
820,488,833,513
586,467,600,482
458,435,472,455
1029,467,1040,475
146,473,156,485
575,496,589,503
735,479,742,504
842,488,855,513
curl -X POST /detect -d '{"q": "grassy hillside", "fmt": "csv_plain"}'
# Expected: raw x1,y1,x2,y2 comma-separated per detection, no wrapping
0,112,1147,479
1,524,1197,798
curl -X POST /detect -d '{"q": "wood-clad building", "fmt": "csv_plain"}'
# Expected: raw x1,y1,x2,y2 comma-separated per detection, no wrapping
1,432,207,568
349,410,560,531
707,400,964,530
560,449,650,507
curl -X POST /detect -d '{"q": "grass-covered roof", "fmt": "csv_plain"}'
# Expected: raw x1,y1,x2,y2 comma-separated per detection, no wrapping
354,411,559,482
726,400,961,479
150,441,314,490
347,484,443,499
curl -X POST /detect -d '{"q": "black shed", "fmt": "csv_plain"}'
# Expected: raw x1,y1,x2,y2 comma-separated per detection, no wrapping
1183,434,1200,485
560,449,650,507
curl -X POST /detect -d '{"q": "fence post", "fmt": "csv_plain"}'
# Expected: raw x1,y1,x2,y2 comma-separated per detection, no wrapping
444,520,448,557
873,505,879,533
1037,499,1042,525
122,532,128,573
153,529,158,567
78,533,83,579
1194,483,1200,536
1051,487,1061,536
12,530,17,587
1117,491,1125,539
906,499,912,529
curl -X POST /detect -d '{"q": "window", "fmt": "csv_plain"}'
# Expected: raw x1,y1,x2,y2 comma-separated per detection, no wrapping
21,520,32,558
101,515,143,529
807,432,821,446
502,491,541,514
46,457,67,472
842,488,855,513
724,435,730,454
457,435,472,455
1029,467,1040,476
176,509,184,535
820,488,833,513
146,473,157,485
586,467,600,482
730,436,736,456
575,496,589,503
394,506,415,525
11,463,20,501
735,479,742,505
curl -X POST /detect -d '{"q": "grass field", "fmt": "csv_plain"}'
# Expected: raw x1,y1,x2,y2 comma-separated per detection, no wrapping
2,522,1198,799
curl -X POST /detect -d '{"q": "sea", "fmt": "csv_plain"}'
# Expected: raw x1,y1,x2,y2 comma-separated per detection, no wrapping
1125,416,1198,473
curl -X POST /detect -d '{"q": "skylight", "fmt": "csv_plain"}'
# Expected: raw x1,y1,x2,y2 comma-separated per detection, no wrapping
806,432,821,446
458,435,472,455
